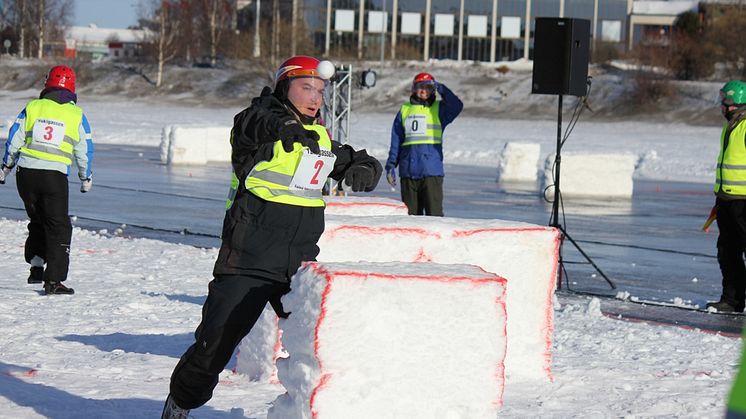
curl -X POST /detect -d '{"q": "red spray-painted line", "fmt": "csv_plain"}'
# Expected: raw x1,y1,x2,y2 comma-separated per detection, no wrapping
325,202,406,209
307,264,509,414
325,225,442,240
451,226,555,237
601,312,743,338
543,231,562,382
309,265,335,419
269,317,284,385
1,368,38,379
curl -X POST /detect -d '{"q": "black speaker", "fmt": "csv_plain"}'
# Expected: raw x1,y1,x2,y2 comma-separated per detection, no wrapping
531,17,590,97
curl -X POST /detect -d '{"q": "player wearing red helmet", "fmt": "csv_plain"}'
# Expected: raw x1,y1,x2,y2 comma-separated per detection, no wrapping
162,55,382,418
385,71,463,216
0,65,93,295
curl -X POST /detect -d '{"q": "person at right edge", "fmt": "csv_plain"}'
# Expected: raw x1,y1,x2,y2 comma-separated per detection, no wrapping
725,321,746,418
385,72,463,216
708,80,746,313
161,55,382,418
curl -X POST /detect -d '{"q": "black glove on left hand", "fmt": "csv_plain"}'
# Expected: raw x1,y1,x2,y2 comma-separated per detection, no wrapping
276,117,321,154
345,165,376,192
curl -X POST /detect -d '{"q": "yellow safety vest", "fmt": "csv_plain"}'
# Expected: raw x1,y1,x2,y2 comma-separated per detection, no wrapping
400,101,442,146
225,124,333,209
20,98,83,166
715,119,746,196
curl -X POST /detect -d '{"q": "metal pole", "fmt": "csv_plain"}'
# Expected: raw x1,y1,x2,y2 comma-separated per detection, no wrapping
291,0,297,56
391,0,398,59
523,0,531,61
358,0,365,60
559,0,565,18
490,0,497,63
423,0,431,61
325,0,331,57
592,0,599,59
457,0,464,61
380,0,386,68
253,0,261,58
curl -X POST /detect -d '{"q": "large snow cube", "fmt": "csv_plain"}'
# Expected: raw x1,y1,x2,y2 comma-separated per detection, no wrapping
318,215,560,381
268,262,507,419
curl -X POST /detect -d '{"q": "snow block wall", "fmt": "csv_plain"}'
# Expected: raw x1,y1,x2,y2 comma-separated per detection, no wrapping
542,153,637,198
496,142,541,183
318,215,560,382
234,305,287,383
267,262,508,419
323,196,408,216
159,125,231,165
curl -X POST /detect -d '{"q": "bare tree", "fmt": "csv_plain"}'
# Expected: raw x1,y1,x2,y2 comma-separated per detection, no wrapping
195,0,233,66
1,0,70,58
140,0,182,87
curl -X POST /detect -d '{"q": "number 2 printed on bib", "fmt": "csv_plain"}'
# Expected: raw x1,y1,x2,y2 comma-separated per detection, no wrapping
289,150,336,191
404,114,427,137
32,119,66,148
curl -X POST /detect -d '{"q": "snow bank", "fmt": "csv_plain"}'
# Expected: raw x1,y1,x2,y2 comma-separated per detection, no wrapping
318,215,560,381
159,125,231,165
542,152,637,198
496,142,541,183
268,262,507,419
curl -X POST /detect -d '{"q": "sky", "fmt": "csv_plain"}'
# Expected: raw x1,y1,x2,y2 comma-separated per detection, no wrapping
74,0,141,29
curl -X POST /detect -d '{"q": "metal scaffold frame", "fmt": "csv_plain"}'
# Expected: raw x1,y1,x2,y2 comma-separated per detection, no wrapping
323,64,352,145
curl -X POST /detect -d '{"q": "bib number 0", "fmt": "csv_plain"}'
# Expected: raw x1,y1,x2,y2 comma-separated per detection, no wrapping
404,115,427,137
32,119,66,147
289,150,336,191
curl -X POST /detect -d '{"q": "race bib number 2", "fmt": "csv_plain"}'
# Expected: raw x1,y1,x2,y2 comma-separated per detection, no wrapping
32,119,66,147
289,149,336,191
404,114,427,137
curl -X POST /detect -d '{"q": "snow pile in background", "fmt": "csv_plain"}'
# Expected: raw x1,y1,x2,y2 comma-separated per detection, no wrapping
496,142,541,183
541,152,637,198
269,262,507,419
323,195,408,216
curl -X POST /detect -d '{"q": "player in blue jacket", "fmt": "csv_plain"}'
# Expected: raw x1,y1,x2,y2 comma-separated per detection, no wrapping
385,72,463,216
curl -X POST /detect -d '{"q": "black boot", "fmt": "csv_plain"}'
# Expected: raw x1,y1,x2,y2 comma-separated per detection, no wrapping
43,281,75,295
28,267,43,284
161,395,190,419
706,300,745,313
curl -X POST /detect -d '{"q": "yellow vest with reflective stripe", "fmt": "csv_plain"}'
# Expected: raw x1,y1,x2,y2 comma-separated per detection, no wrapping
400,101,442,146
715,119,746,196
20,99,82,166
236,124,332,208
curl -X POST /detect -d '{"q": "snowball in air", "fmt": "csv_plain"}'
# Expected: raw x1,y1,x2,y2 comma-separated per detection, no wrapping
317,60,335,80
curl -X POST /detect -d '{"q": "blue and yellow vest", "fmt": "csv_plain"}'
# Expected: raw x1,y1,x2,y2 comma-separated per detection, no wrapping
226,124,333,209
20,98,83,167
400,101,442,146
715,119,746,197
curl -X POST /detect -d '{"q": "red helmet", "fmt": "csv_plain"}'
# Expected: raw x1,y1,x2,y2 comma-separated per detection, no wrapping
45,65,76,93
413,72,434,84
275,55,322,86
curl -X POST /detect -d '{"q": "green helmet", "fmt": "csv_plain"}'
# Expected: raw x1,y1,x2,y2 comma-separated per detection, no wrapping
720,80,746,106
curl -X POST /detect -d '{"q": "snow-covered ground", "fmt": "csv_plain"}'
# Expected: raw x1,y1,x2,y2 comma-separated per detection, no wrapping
0,59,741,418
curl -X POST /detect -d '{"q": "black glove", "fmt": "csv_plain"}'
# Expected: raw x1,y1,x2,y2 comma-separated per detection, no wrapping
276,117,320,154
344,165,377,192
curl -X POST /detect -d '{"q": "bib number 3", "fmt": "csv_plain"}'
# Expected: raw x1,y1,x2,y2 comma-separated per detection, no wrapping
32,119,66,147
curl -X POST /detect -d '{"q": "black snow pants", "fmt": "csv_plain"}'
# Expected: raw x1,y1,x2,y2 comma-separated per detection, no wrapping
168,275,289,409
401,176,444,216
716,198,746,309
15,167,72,283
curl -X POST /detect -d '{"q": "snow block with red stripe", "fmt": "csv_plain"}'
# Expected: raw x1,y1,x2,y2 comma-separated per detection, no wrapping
318,215,560,381
323,196,408,216
267,262,507,419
